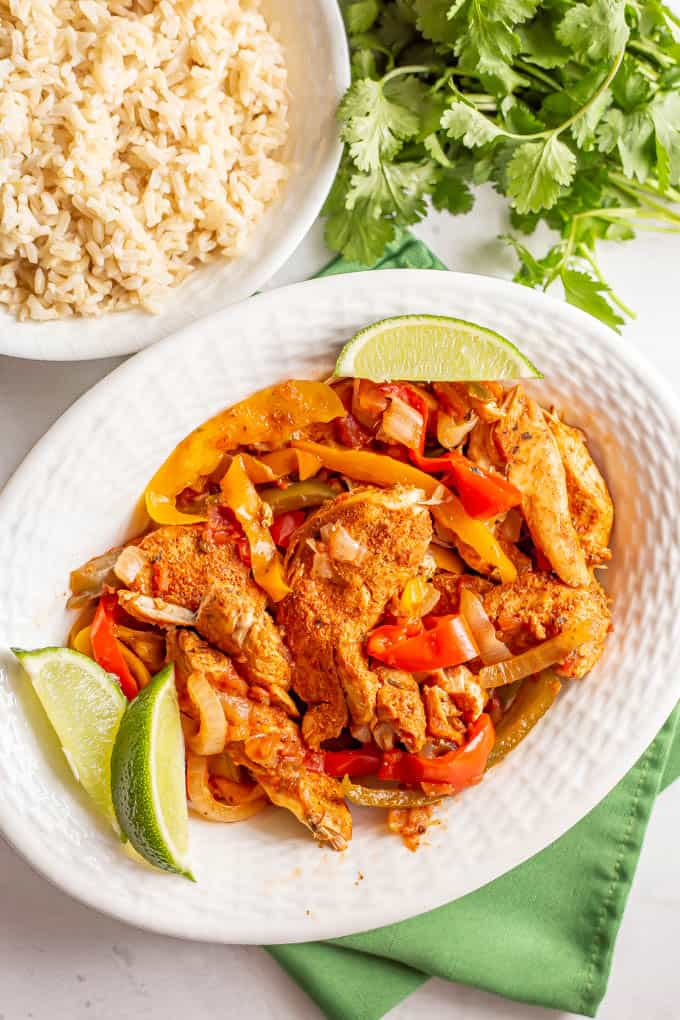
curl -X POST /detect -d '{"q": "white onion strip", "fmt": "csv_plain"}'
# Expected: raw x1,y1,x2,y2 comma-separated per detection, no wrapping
186,753,266,823
186,672,227,755
459,588,511,666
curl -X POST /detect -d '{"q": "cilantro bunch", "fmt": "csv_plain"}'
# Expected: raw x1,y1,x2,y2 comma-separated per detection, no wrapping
325,0,680,330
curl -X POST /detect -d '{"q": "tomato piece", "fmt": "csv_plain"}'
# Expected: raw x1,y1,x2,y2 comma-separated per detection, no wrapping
90,594,138,700
368,614,478,671
324,747,382,778
270,510,306,549
334,413,374,449
205,504,252,565
377,714,495,788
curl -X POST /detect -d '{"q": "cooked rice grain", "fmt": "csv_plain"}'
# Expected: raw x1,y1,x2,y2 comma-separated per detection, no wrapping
0,0,288,321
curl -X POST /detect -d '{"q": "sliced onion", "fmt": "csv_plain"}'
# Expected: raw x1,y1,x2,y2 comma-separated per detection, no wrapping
186,753,266,822
68,547,121,607
379,395,424,449
321,523,368,564
114,546,149,587
186,672,227,755
479,618,598,689
216,691,251,742
459,588,511,666
499,508,522,543
437,410,478,449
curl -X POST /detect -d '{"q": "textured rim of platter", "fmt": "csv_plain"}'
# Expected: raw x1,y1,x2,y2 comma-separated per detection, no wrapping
0,269,679,944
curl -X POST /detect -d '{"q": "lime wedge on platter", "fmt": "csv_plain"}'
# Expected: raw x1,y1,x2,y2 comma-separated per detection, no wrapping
111,664,193,880
334,314,542,382
12,646,126,824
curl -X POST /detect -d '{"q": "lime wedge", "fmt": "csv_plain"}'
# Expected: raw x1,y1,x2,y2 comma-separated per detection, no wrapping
110,664,193,879
12,646,126,823
334,314,542,382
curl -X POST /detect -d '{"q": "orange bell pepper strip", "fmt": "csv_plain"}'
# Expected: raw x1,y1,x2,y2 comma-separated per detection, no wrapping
291,440,517,583
144,381,344,526
220,455,290,602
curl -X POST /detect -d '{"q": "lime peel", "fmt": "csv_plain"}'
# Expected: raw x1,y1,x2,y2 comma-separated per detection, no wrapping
334,314,542,382
111,663,194,880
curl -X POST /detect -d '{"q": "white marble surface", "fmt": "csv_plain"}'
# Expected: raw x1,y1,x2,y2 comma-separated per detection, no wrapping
1,194,679,1019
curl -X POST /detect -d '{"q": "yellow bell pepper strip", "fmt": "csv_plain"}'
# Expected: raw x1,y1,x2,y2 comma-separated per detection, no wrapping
486,671,561,769
291,440,517,583
145,381,344,526
220,455,290,602
71,624,93,656
240,448,323,485
260,479,337,514
478,619,597,689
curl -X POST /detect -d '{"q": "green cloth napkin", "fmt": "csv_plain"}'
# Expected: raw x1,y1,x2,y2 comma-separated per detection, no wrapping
267,233,680,1019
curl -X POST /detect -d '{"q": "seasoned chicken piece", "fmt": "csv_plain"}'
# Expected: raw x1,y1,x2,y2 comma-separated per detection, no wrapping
374,666,426,753
547,414,613,566
117,524,293,712
171,630,351,850
494,388,590,587
196,585,295,715
387,805,435,851
432,573,494,615
482,571,611,678
279,487,432,748
421,666,486,746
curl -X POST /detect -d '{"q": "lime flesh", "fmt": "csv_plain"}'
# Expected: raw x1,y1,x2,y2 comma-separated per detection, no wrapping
110,663,193,879
334,314,542,382
12,646,126,823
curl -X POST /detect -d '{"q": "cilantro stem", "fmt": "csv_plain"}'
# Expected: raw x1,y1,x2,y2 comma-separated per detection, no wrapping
576,244,636,319
628,39,673,68
610,176,680,225
382,65,437,84
608,171,680,207
514,60,561,91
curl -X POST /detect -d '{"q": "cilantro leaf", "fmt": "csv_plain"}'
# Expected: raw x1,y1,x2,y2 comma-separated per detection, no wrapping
502,235,549,287
339,78,420,172
597,109,654,181
413,0,460,44
507,136,577,213
517,14,571,69
441,102,504,147
570,89,612,149
649,91,680,189
560,268,625,332
611,56,653,112
557,0,629,63
344,0,381,35
433,171,475,214
347,160,439,224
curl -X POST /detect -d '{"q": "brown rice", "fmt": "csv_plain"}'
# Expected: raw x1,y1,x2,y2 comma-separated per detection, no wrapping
0,0,288,321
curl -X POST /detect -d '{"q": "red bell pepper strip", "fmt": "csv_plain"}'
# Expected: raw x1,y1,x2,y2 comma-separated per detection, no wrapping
377,714,495,787
442,457,521,519
90,594,138,700
382,384,521,519
270,510,306,549
324,747,383,778
367,614,479,671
